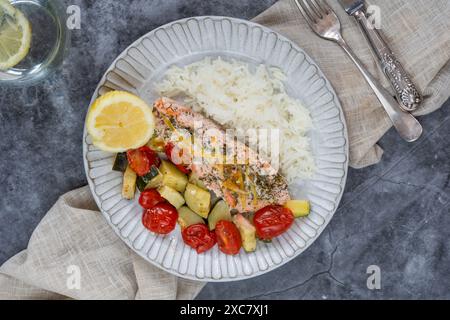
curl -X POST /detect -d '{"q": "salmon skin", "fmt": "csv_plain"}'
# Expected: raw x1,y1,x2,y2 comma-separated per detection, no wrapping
153,97,290,212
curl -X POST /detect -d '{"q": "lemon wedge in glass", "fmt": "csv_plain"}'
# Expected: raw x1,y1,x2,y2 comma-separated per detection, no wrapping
0,0,32,70
87,91,155,153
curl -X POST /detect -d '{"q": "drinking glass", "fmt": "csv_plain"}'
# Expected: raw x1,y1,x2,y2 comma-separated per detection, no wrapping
0,0,69,86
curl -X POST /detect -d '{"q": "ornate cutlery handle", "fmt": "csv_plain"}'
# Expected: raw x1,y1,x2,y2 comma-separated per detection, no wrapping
353,10,422,112
337,37,423,143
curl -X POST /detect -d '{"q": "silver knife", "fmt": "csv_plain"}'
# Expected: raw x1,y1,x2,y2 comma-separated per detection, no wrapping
338,0,422,112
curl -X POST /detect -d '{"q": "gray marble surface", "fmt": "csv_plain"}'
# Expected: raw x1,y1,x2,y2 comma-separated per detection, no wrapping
0,0,448,300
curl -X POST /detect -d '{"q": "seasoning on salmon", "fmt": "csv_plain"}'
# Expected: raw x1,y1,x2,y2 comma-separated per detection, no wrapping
153,97,291,212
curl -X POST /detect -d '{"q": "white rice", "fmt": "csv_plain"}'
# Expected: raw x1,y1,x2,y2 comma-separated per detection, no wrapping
156,58,315,182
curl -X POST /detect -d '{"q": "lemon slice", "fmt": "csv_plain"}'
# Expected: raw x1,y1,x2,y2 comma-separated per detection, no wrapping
0,0,32,70
87,91,155,153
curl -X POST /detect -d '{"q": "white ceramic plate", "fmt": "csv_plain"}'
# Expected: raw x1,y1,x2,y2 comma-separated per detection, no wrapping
83,16,348,282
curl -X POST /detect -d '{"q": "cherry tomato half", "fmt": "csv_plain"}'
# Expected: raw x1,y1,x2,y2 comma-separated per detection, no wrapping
215,220,242,255
165,142,191,174
253,205,294,240
139,189,165,209
142,146,161,167
182,224,216,254
127,146,161,176
142,202,178,235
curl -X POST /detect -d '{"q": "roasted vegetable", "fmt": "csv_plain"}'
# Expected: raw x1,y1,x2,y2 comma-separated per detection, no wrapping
233,214,257,252
184,183,211,218
142,202,178,235
165,142,191,174
136,166,160,192
285,200,310,218
122,165,137,199
158,185,185,209
208,200,231,230
215,220,242,255
127,147,160,176
113,152,128,172
254,205,294,240
160,160,188,192
209,190,221,208
143,165,160,181
136,177,147,192
182,223,216,254
139,189,165,209
178,206,205,229
145,168,163,189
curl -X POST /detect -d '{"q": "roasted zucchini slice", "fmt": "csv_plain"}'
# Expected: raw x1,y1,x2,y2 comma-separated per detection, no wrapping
158,185,185,209
113,153,128,172
285,200,310,218
208,200,232,230
184,183,211,219
160,160,188,192
146,168,163,189
178,206,205,229
136,166,160,192
122,165,137,199
233,214,257,252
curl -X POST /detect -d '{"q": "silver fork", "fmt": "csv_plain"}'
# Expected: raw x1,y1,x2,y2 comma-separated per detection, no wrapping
294,0,423,142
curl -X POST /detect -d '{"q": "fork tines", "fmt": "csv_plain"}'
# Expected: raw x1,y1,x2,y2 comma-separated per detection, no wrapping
294,0,331,24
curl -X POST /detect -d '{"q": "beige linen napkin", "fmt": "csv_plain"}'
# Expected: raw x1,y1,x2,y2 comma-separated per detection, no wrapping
1,0,449,300
254,0,450,167
0,187,204,299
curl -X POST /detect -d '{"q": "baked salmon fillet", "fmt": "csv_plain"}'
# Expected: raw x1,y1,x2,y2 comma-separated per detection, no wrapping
153,97,290,212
